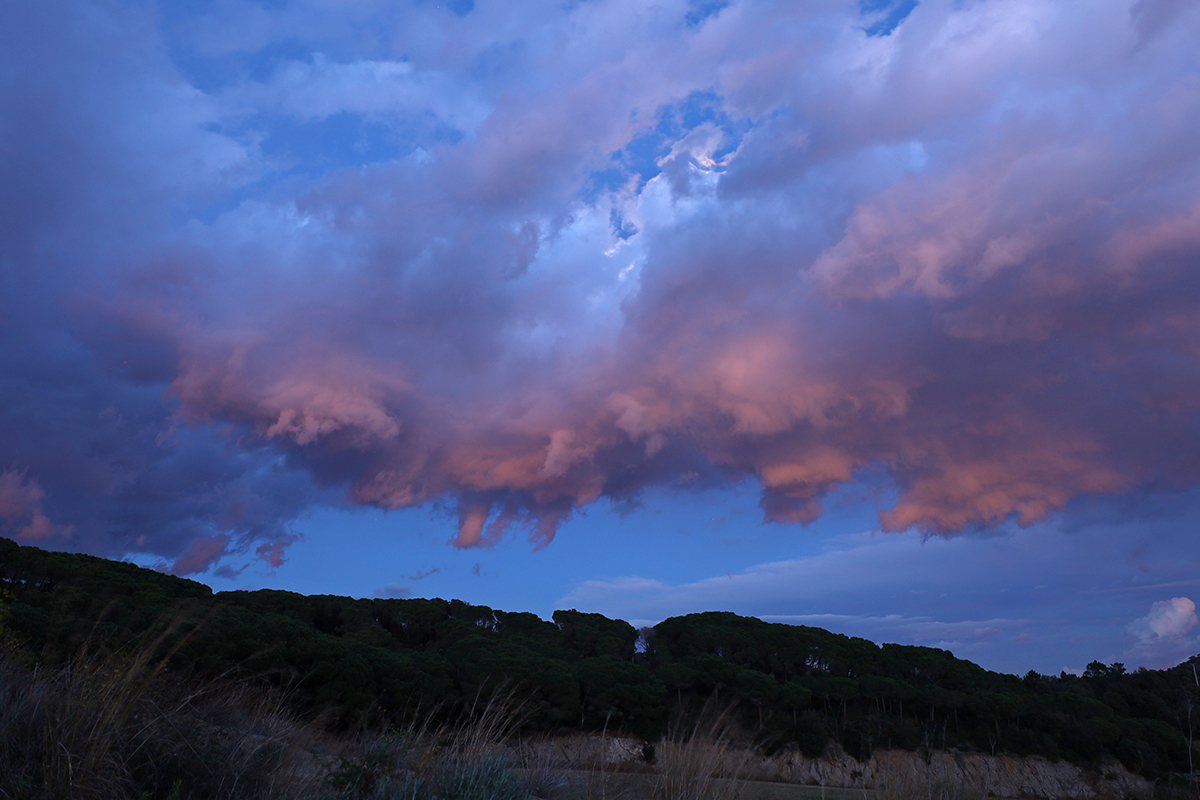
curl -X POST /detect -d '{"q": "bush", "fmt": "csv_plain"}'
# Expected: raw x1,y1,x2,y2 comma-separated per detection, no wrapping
321,689,533,800
0,633,318,800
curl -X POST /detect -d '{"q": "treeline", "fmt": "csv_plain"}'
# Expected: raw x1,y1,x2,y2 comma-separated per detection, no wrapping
1,537,1197,781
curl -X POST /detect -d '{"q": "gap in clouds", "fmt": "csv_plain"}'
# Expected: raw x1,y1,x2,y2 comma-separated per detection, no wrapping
557,490,1200,674
201,478,870,609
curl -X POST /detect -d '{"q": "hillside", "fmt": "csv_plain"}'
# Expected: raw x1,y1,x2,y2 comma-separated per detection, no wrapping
0,537,1195,781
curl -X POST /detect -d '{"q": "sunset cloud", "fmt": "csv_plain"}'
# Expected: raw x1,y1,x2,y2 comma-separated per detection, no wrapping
1,0,1199,576
0,471,72,541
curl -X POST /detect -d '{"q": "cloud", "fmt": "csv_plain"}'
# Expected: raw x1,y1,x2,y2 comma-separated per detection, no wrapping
1129,597,1199,641
225,55,488,132
0,470,73,540
1129,0,1199,48
405,567,441,581
1126,597,1200,666
169,534,231,576
373,582,412,599
256,532,302,570
2,0,1200,570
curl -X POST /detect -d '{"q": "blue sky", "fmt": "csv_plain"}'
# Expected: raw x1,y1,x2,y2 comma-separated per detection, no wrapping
194,483,1200,676
3,0,1200,675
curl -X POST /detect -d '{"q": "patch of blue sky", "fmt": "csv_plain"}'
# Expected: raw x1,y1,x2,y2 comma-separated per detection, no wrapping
685,0,728,29
261,112,394,170
609,209,639,241
158,0,324,93
583,91,753,203
166,39,326,94
192,478,1200,672
178,111,452,226
415,0,475,17
252,110,457,177
201,478,887,620
859,0,918,36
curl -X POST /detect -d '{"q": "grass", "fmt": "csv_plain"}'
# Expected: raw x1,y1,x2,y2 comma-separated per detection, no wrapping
511,738,570,799
319,687,533,800
653,703,752,800
0,616,554,800
0,621,322,800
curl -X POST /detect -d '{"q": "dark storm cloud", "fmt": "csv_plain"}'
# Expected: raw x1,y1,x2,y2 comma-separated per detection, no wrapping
0,0,321,572
2,0,1199,572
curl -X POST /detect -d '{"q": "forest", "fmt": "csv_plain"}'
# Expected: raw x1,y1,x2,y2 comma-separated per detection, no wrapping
1,536,1197,782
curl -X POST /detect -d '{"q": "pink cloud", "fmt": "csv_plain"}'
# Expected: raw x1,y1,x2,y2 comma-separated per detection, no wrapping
256,532,301,569
170,337,410,450
170,534,230,576
0,470,72,541
8,0,1200,563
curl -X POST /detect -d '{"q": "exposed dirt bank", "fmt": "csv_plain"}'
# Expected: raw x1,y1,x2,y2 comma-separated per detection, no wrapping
545,736,1152,800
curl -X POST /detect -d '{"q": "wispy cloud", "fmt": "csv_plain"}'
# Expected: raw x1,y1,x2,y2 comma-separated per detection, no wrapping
373,582,412,599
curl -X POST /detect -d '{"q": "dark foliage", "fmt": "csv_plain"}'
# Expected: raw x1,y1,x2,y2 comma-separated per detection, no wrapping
4,537,1200,781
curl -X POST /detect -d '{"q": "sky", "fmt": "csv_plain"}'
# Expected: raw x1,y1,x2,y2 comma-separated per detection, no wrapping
2,0,1200,676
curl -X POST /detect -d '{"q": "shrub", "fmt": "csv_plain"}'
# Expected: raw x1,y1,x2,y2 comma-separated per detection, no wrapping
401,753,527,800
320,688,533,800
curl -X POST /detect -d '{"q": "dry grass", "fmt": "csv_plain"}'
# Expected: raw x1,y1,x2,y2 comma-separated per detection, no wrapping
321,686,534,800
0,619,323,800
0,625,556,800
511,738,571,799
447,686,532,762
653,703,753,800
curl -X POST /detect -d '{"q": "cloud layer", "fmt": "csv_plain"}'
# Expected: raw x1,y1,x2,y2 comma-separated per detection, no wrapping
2,0,1199,572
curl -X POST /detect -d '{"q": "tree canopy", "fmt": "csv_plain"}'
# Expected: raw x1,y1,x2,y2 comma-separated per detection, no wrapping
2,536,1198,779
